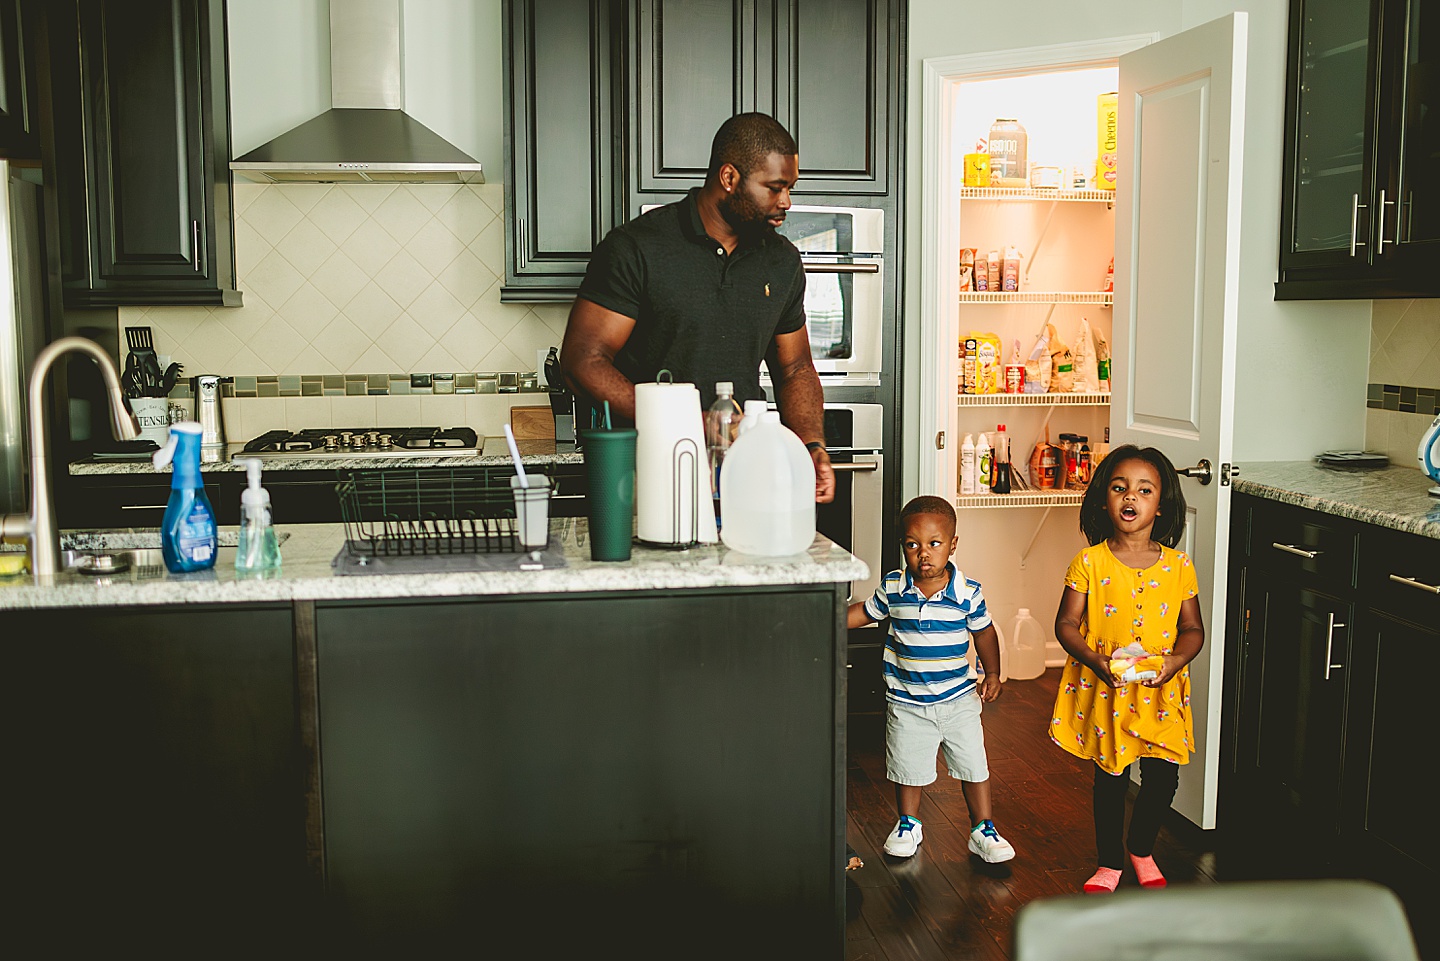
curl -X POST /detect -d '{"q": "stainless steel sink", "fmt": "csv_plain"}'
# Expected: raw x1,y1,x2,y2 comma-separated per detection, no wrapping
63,547,198,577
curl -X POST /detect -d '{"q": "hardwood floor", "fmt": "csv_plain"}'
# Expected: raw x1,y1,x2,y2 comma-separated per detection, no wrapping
844,668,1219,961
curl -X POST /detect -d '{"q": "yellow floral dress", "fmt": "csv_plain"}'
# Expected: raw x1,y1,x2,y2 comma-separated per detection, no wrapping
1049,542,1198,774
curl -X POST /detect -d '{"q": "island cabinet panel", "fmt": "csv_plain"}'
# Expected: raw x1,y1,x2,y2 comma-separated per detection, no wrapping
0,604,308,951
314,587,845,957
1220,493,1439,957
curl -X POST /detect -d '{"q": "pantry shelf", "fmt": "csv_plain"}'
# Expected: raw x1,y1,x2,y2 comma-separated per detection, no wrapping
959,187,1116,202
956,391,1110,407
955,491,1086,508
957,291,1113,305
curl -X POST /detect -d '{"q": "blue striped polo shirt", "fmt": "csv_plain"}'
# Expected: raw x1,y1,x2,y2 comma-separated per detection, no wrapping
864,562,992,705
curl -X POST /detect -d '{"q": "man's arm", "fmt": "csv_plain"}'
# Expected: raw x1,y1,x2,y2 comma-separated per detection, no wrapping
560,298,639,422
766,327,835,503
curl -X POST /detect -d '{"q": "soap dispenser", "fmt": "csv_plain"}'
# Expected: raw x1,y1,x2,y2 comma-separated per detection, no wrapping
235,457,281,573
152,421,218,572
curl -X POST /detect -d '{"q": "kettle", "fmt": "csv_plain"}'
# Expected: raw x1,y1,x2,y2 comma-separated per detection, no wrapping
193,375,227,456
1420,412,1440,497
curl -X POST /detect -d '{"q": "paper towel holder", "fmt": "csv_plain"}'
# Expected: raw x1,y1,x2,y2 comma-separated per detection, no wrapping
635,436,702,549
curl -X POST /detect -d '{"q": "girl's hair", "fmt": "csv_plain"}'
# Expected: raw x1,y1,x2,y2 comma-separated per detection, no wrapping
1079,444,1188,547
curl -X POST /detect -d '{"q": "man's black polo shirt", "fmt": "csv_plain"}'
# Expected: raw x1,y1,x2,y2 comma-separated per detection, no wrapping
576,188,806,413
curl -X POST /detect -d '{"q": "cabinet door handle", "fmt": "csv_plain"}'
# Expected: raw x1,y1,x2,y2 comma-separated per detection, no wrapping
1350,194,1367,256
801,261,881,274
1271,542,1320,559
1379,189,1397,249
830,461,879,473
1324,612,1344,680
192,220,201,271
517,217,528,270
1389,573,1440,595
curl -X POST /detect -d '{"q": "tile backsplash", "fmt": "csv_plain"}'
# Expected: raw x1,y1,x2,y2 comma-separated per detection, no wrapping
120,181,570,440
1366,299,1440,467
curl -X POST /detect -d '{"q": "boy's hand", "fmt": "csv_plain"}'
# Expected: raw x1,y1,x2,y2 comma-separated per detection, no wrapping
977,671,1002,702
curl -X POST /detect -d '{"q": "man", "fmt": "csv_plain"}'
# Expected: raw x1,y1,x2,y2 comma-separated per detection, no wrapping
560,112,834,503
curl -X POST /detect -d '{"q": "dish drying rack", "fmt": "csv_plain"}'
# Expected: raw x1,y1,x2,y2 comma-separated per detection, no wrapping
337,467,546,557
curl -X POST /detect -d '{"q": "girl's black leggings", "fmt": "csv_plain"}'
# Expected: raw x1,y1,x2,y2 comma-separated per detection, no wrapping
1093,758,1180,868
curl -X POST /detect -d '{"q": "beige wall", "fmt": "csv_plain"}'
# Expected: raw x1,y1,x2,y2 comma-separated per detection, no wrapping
1367,301,1440,466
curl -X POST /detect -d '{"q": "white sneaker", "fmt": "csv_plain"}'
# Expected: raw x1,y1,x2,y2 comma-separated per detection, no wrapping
968,820,1016,863
883,818,923,857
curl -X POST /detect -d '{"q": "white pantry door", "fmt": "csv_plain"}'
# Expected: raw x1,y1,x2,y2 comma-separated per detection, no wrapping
1111,13,1247,829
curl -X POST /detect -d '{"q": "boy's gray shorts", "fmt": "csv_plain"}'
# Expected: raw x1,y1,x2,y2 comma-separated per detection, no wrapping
885,693,990,786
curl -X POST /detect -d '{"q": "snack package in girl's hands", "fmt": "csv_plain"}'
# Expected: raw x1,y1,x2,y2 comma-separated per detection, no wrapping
1072,317,1099,392
1022,324,1054,393
1109,642,1164,683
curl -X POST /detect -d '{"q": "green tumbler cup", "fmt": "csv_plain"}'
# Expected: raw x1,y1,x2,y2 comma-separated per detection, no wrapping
579,428,636,561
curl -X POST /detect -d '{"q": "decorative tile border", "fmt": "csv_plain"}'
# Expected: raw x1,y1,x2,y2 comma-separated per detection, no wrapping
168,371,546,399
1367,382,1440,415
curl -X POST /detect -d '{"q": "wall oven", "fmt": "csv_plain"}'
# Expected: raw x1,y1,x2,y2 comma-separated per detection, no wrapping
813,403,883,603
773,204,883,384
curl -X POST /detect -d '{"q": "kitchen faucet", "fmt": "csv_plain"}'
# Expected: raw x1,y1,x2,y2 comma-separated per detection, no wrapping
0,337,139,578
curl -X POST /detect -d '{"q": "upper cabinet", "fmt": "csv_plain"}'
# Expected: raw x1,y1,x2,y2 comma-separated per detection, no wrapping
629,0,895,210
0,0,39,158
1278,0,1440,299
501,0,903,301
50,0,240,307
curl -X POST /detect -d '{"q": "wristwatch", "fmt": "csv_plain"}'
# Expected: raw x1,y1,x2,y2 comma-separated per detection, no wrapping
805,441,825,452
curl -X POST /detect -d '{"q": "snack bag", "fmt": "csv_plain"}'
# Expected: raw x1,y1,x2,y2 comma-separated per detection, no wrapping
959,248,976,292
1072,317,1099,392
1022,323,1053,393
1109,642,1164,683
1049,329,1075,393
972,331,1002,394
1092,327,1112,392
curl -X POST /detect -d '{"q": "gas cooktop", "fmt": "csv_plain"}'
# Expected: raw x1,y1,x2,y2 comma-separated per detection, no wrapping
237,427,481,460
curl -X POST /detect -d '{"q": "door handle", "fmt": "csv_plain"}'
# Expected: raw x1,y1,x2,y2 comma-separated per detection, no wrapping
830,462,878,473
1324,612,1345,680
192,221,201,271
1272,542,1320,559
1177,459,1211,484
801,262,881,274
1379,189,1397,249
1350,194,1367,257
1389,573,1440,594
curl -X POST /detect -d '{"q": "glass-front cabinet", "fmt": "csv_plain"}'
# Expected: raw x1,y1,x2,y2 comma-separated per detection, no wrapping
1278,0,1440,298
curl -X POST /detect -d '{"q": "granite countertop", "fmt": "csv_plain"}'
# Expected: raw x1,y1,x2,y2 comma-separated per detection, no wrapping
0,520,868,610
68,437,585,475
1233,462,1440,539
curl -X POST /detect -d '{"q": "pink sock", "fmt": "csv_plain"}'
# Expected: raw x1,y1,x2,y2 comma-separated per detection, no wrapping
1083,867,1121,893
1129,853,1166,888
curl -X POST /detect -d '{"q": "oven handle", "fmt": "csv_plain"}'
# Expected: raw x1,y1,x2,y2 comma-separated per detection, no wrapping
829,461,877,472
802,262,880,274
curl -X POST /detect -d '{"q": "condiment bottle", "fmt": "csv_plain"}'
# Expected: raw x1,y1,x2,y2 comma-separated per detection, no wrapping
960,433,977,494
991,424,1011,494
1077,435,1092,487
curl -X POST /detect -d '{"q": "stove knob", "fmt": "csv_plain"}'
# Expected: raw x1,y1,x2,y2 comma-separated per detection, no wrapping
377,433,393,449
339,431,354,446
323,434,340,451
349,434,367,450
365,430,381,446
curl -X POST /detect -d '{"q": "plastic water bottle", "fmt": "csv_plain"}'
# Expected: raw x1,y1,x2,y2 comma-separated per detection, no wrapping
1007,608,1047,680
705,381,743,522
719,411,815,556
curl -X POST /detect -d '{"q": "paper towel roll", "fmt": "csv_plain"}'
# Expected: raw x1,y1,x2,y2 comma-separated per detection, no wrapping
634,380,718,545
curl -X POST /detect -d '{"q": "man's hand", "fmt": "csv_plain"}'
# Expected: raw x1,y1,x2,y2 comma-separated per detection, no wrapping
812,446,835,503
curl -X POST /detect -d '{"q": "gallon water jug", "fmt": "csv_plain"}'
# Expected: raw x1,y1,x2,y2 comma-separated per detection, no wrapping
719,411,815,555
1007,608,1047,680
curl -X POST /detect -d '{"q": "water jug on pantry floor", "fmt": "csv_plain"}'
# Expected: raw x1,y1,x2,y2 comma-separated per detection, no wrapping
719,411,814,556
1006,608,1047,680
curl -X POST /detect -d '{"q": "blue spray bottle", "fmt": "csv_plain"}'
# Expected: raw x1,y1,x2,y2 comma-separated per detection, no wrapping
152,421,218,572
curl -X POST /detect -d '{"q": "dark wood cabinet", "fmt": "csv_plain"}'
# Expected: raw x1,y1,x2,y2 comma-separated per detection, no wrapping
628,0,896,212
500,0,903,300
0,0,38,157
1221,493,1439,951
1278,0,1440,298
51,0,240,307
500,0,622,302
1,604,308,950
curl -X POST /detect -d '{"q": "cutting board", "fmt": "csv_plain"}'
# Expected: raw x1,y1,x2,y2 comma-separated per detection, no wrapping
509,405,555,441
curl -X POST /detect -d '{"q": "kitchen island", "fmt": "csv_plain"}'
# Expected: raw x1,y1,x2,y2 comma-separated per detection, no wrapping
0,523,866,957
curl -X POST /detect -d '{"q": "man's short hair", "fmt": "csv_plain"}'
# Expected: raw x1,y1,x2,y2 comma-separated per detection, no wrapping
707,112,798,180
899,495,956,528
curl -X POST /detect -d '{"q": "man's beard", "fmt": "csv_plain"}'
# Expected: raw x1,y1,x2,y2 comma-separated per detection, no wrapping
719,192,777,242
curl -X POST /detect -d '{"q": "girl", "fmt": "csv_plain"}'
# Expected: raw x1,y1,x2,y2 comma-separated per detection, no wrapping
1049,444,1205,893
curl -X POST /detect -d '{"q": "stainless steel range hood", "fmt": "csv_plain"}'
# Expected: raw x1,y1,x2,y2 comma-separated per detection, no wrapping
230,0,483,185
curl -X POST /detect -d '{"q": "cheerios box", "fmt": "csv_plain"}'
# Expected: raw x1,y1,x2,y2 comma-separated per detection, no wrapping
1096,91,1118,191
